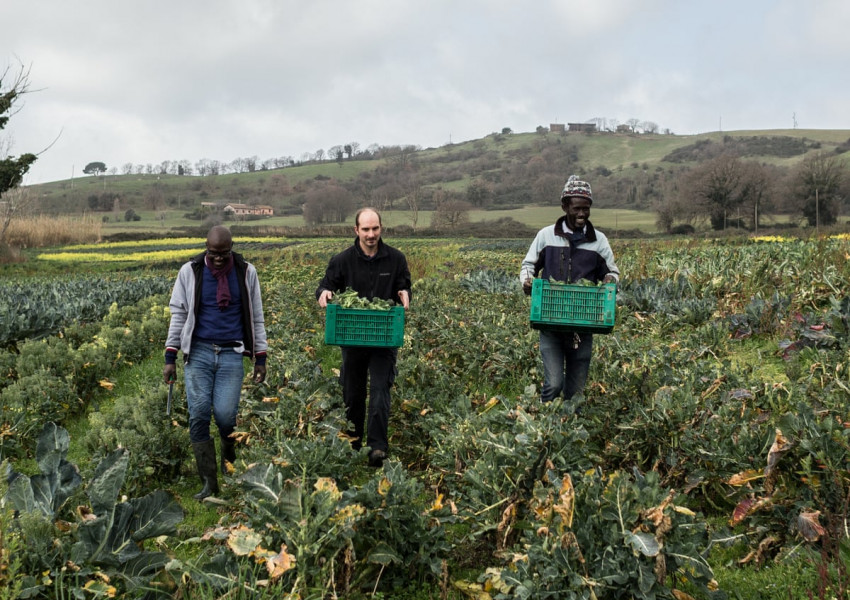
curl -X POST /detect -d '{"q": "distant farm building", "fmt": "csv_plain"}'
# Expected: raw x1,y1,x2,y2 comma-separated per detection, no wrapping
616,124,632,133
550,123,566,133
568,123,597,133
223,203,274,217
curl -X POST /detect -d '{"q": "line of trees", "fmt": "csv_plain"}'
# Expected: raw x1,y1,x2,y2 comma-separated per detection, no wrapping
654,152,848,232
100,142,383,180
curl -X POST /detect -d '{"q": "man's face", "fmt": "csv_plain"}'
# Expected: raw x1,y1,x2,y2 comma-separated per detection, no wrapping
206,238,232,267
563,197,591,230
355,211,382,253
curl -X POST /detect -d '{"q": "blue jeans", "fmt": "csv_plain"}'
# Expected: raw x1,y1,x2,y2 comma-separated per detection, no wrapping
539,330,593,402
184,342,244,443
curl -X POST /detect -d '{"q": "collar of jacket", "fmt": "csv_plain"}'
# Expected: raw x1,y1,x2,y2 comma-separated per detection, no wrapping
353,237,387,260
554,216,597,242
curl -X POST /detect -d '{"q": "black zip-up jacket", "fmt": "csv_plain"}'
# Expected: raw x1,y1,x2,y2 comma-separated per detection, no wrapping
316,238,412,303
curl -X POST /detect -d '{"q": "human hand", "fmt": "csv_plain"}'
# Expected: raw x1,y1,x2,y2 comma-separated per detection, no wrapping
398,290,410,309
318,289,333,308
163,364,177,385
522,278,533,296
252,364,266,384
603,274,617,284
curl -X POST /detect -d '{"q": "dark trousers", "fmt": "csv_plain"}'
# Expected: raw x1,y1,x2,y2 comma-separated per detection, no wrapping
340,347,397,452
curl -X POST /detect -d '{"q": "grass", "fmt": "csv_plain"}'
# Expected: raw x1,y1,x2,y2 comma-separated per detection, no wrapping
728,337,789,383
705,534,829,600
105,205,830,237
30,204,843,240
97,205,662,235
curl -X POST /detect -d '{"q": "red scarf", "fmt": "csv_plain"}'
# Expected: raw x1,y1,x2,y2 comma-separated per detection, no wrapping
205,255,234,309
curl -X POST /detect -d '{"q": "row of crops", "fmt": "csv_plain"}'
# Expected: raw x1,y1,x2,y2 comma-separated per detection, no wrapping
1,236,848,599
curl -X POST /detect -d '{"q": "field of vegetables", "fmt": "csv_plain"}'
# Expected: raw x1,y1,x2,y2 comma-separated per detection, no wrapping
1,235,849,599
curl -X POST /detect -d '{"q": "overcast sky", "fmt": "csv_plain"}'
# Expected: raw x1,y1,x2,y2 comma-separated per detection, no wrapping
3,0,850,185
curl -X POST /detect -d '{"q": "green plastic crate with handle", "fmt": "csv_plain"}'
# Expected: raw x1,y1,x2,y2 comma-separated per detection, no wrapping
529,279,617,333
324,304,405,347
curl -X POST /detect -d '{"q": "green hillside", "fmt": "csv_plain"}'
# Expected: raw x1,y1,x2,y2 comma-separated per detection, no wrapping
25,127,850,235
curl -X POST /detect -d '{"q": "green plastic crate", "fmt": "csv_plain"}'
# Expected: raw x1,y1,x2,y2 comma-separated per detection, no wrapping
529,279,617,333
324,304,405,347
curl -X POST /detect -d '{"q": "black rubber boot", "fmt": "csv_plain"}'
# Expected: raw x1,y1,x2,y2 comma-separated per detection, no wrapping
192,440,219,501
220,435,236,475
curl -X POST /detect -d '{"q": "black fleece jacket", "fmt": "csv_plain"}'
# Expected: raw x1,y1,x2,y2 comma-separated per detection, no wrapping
316,238,412,303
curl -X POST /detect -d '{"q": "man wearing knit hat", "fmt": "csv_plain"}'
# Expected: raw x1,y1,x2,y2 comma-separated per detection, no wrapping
520,176,619,404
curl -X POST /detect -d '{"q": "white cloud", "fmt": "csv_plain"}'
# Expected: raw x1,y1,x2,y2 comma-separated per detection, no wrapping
3,0,849,184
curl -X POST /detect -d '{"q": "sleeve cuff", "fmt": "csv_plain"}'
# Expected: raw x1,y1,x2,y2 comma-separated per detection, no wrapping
165,349,178,365
254,352,267,367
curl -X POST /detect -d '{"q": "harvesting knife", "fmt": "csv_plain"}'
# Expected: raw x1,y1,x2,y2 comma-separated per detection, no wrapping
166,382,173,416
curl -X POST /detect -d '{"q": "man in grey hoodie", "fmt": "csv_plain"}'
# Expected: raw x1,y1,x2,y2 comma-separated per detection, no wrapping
163,225,268,500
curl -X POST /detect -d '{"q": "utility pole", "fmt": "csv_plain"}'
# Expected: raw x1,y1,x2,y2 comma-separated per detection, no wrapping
816,187,819,235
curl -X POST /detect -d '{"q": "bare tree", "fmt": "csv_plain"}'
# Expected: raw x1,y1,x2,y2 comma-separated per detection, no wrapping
302,184,354,224
466,179,494,207
737,161,774,232
654,175,701,232
122,162,133,175
178,159,193,175
145,182,165,210
531,173,563,205
328,145,343,162
683,154,744,230
641,121,659,134
400,169,422,230
386,145,419,170
230,157,246,173
373,182,401,212
432,199,472,230
792,151,845,229
1,63,38,249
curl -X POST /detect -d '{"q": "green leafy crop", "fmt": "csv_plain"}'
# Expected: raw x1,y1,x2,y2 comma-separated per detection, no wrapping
331,287,395,310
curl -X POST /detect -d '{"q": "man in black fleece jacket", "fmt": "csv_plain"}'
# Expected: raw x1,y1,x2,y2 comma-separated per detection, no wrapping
316,208,411,467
